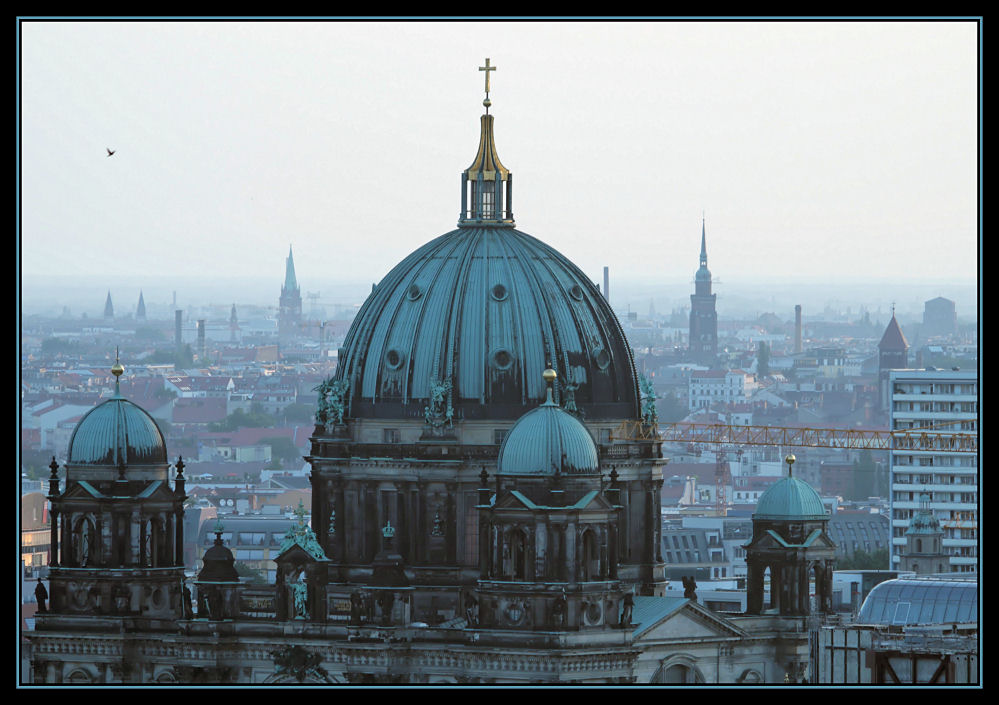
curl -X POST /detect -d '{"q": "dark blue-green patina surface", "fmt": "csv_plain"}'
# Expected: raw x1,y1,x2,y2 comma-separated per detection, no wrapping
336,226,640,421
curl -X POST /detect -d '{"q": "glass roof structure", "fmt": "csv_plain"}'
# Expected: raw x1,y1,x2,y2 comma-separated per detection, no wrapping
856,578,978,625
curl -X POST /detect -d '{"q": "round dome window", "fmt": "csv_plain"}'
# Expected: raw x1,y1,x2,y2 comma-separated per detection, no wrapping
568,284,584,301
385,349,405,370
406,284,423,301
591,347,611,370
491,348,514,370
490,284,508,301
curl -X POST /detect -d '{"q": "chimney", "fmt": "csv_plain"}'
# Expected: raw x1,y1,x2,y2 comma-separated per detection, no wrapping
197,319,206,362
603,266,610,303
794,304,802,354
175,310,184,354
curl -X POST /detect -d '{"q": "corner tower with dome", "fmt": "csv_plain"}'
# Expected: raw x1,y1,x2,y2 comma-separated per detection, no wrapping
38,353,188,628
744,455,836,616
307,59,666,624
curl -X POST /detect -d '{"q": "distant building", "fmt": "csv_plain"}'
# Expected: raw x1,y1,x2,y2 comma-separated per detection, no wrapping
688,369,756,411
888,369,977,573
136,291,146,321
824,511,891,562
922,296,957,338
688,217,717,366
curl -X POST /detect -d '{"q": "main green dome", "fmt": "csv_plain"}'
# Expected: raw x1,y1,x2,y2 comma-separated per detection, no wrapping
333,108,639,422
753,476,827,521
67,394,167,466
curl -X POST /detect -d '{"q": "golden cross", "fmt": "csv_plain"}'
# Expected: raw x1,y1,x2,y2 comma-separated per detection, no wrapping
479,58,496,96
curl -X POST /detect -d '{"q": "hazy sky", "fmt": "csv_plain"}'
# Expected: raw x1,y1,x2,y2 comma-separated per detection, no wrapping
19,20,979,313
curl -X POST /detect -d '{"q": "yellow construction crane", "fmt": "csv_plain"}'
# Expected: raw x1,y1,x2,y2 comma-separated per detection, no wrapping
611,419,977,453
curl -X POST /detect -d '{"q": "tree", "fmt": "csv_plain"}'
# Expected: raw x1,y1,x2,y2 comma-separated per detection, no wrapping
261,437,304,464
234,561,266,584
656,391,689,424
836,548,890,571
852,449,876,501
757,342,770,377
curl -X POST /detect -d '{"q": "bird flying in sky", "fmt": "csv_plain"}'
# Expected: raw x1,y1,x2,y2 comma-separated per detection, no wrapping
106,148,116,157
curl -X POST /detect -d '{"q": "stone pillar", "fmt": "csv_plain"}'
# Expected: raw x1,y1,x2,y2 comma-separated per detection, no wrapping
746,560,762,614
608,523,619,579
175,509,184,566
566,520,578,586
49,508,59,566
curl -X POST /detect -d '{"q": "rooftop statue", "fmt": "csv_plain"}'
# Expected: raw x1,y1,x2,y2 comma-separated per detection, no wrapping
424,376,454,428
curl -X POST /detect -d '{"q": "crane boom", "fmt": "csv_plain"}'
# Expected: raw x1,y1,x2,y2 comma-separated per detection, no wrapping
611,420,977,453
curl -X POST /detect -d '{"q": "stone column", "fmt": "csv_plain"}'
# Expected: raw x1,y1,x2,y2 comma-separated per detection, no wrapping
175,509,185,566
49,508,59,566
746,560,762,614
566,520,578,586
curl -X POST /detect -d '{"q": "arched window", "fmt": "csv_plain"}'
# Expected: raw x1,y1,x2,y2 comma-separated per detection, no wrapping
581,529,599,581
73,516,96,567
511,529,528,580
916,538,923,552
652,662,705,684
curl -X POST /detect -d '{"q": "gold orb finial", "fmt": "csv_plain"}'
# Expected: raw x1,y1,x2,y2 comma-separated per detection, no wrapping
111,347,124,377
543,368,557,384
785,454,796,476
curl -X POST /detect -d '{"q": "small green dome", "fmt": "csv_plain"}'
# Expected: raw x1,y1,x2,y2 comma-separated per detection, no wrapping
753,476,827,520
67,396,167,466
497,395,599,476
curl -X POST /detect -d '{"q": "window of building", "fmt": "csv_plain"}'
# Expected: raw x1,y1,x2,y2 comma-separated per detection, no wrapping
383,428,401,443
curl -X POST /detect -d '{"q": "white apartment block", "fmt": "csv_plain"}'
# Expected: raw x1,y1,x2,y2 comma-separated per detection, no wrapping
688,369,757,411
888,369,978,573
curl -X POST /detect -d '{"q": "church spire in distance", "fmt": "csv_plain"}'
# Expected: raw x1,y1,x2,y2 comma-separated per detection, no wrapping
284,245,299,292
460,58,515,227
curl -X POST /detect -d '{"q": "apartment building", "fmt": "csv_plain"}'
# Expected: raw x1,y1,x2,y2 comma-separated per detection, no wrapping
888,369,978,573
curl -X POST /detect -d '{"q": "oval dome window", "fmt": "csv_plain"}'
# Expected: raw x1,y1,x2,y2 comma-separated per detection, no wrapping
591,347,611,370
490,284,508,301
406,284,423,301
568,284,584,301
491,348,514,370
385,349,405,370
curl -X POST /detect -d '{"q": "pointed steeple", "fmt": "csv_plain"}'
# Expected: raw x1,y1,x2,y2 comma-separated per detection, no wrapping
136,291,146,320
103,291,114,320
879,309,909,352
694,216,712,290
699,215,708,269
283,246,299,293
459,58,515,227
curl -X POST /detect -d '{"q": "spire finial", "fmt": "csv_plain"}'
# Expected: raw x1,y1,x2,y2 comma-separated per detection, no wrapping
111,346,124,396
479,58,497,112
785,454,796,477
543,366,557,405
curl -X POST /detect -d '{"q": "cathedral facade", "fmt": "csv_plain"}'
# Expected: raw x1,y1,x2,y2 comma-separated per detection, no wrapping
26,63,816,685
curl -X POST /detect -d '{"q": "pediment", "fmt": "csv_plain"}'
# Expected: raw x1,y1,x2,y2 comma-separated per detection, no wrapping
275,543,320,565
634,599,745,643
61,481,104,500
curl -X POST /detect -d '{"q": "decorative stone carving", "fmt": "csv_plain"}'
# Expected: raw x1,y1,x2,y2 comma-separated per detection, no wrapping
423,376,454,427
314,378,349,429
639,374,658,426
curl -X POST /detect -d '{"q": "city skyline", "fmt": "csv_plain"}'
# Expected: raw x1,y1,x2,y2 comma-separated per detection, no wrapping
20,21,979,312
